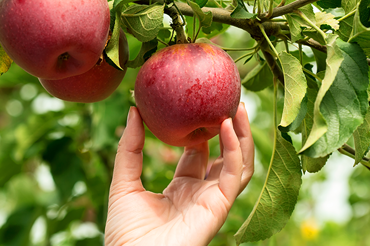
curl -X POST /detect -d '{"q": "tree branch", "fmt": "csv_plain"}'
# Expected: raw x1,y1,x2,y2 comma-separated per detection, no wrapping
260,0,319,20
339,144,370,170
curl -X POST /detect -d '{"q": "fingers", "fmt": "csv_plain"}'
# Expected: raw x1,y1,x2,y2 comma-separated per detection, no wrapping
111,107,145,192
174,141,209,179
233,103,255,193
218,118,243,203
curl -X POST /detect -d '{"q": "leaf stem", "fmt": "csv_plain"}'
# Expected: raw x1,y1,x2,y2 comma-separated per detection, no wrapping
258,23,279,57
273,77,279,129
193,15,196,42
295,10,327,42
268,18,288,22
266,0,275,18
303,68,322,83
337,8,356,22
157,37,169,46
234,51,256,63
223,44,259,52
193,23,202,42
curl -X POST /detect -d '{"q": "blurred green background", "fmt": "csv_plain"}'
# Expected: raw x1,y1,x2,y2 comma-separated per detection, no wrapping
1,25,370,246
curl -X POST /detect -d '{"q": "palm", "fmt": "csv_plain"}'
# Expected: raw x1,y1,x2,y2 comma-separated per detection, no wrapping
105,105,254,246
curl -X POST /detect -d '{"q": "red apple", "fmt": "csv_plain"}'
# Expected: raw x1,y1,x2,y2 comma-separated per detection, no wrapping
39,30,129,103
134,43,241,147
0,0,110,80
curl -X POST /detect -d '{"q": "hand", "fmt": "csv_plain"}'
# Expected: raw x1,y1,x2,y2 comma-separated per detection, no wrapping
105,103,254,246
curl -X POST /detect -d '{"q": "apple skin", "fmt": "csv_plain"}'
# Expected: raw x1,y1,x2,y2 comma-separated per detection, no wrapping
39,30,129,103
0,0,110,80
134,43,241,147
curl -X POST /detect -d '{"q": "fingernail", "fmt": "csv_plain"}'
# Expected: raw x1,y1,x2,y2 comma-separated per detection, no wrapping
126,107,134,126
241,101,246,109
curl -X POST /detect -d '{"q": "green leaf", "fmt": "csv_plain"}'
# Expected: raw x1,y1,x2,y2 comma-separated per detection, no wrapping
317,0,342,9
241,61,273,92
234,130,302,243
230,0,257,19
301,39,369,158
286,14,305,43
301,87,330,173
121,4,164,42
279,95,308,133
299,34,343,155
106,11,124,70
195,0,208,8
0,44,12,76
126,39,158,68
348,0,370,56
113,0,134,9
353,107,370,165
202,22,230,38
312,48,327,73
341,0,358,13
279,52,308,128
187,0,213,28
336,0,357,41
300,4,317,25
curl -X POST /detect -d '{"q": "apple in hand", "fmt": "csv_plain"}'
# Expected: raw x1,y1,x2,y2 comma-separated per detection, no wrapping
39,30,129,103
134,43,241,147
0,0,110,80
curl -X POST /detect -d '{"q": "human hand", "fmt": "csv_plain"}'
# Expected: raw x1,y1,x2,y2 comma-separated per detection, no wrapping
105,103,254,246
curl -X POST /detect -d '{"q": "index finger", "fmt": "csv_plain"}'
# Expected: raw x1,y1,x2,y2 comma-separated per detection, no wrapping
111,107,145,194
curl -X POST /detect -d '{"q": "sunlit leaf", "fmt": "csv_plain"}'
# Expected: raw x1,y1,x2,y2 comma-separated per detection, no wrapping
279,95,308,133
235,130,302,243
106,11,124,70
299,34,343,155
316,11,340,30
279,52,307,128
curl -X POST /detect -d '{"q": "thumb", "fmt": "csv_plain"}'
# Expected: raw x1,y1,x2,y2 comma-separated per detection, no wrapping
111,107,145,193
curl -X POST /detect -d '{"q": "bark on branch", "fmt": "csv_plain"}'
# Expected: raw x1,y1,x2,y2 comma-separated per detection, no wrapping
260,0,319,20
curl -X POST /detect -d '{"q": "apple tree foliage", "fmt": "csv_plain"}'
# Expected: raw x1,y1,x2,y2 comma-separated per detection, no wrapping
1,0,370,245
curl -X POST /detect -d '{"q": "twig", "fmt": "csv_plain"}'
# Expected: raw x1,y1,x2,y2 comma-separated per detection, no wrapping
260,0,319,20
338,144,370,170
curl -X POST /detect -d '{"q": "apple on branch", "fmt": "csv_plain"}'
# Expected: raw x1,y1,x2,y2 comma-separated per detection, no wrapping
134,43,241,147
39,30,129,103
0,0,110,80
